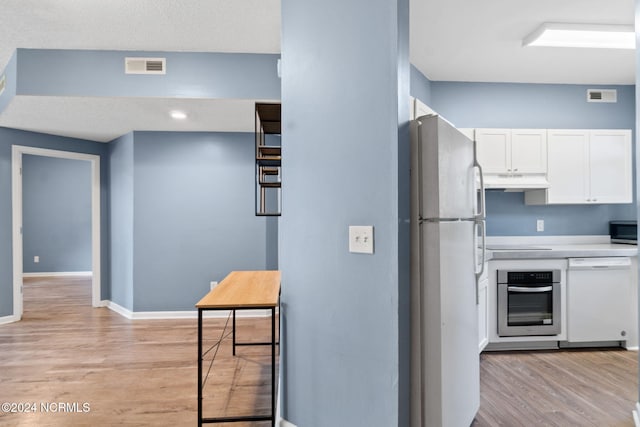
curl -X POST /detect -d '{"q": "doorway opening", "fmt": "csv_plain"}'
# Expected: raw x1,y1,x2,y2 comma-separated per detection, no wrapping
11,146,101,320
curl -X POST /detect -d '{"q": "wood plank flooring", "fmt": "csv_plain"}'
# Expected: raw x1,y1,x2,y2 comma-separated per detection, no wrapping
474,349,638,426
0,276,638,426
0,276,276,426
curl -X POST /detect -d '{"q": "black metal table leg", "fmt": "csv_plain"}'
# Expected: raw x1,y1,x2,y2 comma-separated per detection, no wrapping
199,305,277,425
198,308,203,427
271,307,276,427
232,309,236,356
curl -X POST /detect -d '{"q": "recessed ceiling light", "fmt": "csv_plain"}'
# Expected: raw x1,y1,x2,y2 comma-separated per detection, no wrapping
523,23,635,49
170,110,187,120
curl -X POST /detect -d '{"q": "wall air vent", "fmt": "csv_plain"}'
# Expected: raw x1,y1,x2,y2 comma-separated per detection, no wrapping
0,74,5,96
125,57,166,75
587,89,617,103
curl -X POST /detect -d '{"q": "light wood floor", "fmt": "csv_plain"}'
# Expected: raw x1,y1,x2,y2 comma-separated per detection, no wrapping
0,276,276,426
0,277,638,426
474,348,638,426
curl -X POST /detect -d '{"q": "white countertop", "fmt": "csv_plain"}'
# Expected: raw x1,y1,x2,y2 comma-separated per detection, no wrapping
484,235,638,260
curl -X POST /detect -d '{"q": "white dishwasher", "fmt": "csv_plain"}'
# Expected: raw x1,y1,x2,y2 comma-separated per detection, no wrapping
567,257,632,344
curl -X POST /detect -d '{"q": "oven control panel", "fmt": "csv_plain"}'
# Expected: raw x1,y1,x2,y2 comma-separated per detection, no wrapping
498,269,560,285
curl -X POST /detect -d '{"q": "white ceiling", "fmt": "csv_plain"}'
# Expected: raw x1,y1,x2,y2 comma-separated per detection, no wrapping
0,0,635,142
411,0,635,84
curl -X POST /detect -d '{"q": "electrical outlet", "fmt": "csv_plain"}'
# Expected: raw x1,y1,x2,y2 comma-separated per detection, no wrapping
536,219,544,232
349,225,374,254
34,256,39,263
210,281,218,290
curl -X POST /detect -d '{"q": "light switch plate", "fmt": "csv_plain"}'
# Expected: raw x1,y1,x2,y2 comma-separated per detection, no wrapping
536,219,544,232
349,225,374,254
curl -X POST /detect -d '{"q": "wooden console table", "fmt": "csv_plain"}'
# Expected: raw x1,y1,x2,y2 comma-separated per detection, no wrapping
196,270,281,426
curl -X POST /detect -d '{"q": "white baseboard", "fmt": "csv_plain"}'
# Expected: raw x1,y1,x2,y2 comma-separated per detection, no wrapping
105,301,272,320
106,301,133,318
23,271,93,278
280,420,297,427
633,402,640,427
626,346,639,351
0,314,19,325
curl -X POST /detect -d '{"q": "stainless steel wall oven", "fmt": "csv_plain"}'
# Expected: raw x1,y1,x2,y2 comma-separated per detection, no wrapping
497,269,561,337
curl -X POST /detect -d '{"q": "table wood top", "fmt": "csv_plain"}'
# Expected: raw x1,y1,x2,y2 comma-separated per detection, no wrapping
196,270,281,309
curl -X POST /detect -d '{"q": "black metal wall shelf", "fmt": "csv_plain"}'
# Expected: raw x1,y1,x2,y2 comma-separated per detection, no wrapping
255,102,281,216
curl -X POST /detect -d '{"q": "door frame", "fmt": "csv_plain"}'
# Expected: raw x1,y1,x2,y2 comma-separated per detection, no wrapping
12,145,101,319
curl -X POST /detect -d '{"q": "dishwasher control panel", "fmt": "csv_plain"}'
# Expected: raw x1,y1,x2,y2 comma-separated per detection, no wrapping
568,257,631,269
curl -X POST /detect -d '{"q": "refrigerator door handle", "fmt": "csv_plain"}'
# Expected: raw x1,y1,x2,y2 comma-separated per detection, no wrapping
415,120,425,222
474,220,486,305
472,135,486,220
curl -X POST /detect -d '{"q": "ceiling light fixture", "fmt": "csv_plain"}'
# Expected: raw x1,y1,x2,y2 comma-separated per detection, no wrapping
170,110,187,120
523,23,635,49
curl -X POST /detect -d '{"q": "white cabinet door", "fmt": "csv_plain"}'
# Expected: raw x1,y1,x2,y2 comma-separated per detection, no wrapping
588,130,632,203
475,129,511,174
511,129,547,173
531,129,631,205
478,272,489,353
545,130,590,204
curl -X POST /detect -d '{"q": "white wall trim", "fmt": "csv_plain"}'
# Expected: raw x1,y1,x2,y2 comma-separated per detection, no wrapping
105,301,271,320
633,402,640,427
23,272,93,278
106,301,133,319
0,314,20,325
12,145,101,322
11,146,22,319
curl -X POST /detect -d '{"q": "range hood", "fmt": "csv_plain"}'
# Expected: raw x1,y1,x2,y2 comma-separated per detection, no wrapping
484,173,550,191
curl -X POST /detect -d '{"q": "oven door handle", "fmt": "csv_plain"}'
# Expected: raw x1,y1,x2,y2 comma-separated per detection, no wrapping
508,285,553,293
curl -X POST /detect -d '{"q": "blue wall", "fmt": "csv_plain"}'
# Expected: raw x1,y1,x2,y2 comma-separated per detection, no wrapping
107,131,273,312
431,82,634,129
410,64,432,106
485,191,615,236
22,155,91,273
15,49,281,100
280,0,410,425
0,48,282,315
109,133,134,311
0,127,110,317
431,82,636,236
0,130,13,317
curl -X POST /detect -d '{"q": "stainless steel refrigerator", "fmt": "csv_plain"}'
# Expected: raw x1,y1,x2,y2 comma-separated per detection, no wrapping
410,114,486,426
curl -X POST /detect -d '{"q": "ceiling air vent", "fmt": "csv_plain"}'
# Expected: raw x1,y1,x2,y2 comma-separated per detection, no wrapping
587,89,617,103
125,57,166,75
0,75,5,96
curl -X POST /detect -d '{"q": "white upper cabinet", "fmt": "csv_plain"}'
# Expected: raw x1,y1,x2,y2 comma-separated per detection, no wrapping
589,130,633,203
510,130,547,174
525,129,632,205
473,128,548,189
475,129,547,174
475,129,511,174
542,130,590,204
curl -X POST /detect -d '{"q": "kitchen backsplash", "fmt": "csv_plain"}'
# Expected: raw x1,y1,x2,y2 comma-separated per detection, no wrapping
485,190,635,236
